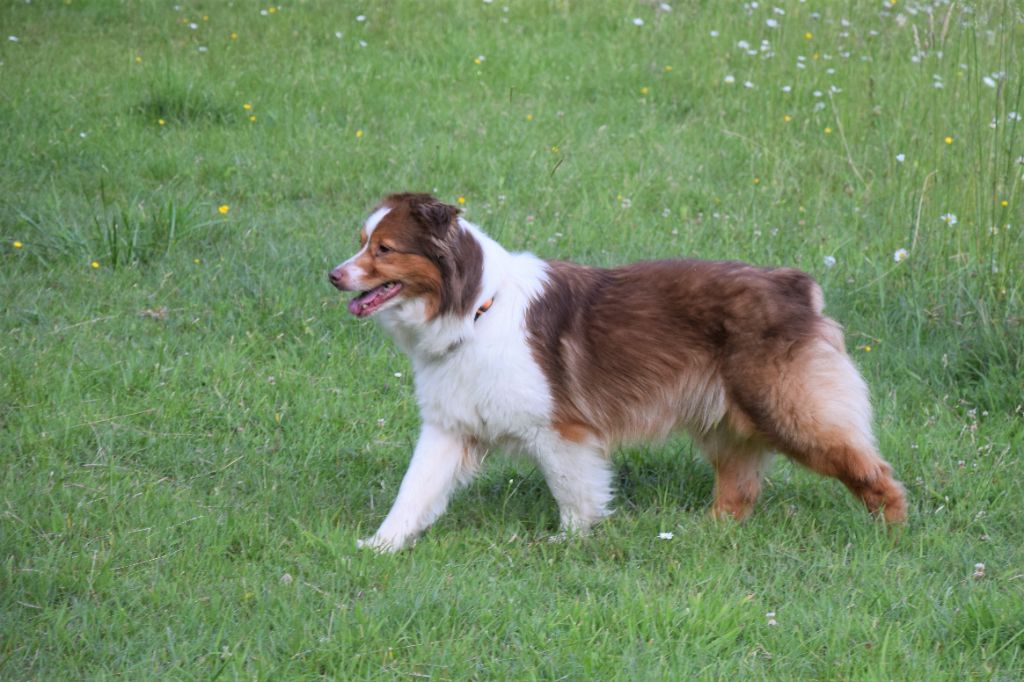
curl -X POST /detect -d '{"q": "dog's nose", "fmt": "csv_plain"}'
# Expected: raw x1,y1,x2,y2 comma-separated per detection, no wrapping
328,267,346,289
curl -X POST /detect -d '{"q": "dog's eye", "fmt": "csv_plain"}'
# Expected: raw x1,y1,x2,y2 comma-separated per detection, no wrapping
377,243,392,255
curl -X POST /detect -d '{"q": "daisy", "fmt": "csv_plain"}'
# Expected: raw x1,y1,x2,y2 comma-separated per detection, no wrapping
940,213,958,226
893,248,908,262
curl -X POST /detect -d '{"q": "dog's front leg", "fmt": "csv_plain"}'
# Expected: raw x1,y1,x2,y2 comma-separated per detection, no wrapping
358,423,479,553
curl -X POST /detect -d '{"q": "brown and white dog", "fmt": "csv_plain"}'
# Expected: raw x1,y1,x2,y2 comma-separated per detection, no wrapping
329,193,906,552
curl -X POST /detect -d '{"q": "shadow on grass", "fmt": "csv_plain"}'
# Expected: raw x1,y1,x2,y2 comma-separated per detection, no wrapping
442,441,715,534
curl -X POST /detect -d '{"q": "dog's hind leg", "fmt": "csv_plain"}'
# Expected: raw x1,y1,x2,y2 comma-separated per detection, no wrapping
532,428,614,536
358,423,481,552
697,429,773,521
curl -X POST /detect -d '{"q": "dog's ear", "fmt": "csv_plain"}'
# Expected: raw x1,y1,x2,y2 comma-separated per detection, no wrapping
411,200,459,239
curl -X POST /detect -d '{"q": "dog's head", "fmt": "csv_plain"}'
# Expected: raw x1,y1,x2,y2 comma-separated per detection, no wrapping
329,193,484,320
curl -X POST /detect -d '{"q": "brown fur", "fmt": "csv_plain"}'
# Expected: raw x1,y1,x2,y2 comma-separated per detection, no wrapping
341,193,484,319
527,259,907,522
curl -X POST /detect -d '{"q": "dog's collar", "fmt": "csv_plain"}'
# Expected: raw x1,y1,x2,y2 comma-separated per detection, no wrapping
474,296,494,322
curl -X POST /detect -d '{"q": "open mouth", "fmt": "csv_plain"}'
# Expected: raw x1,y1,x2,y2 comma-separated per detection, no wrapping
348,282,403,317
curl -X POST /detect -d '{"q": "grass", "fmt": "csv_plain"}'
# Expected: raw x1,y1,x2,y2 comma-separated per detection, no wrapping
1,0,1022,678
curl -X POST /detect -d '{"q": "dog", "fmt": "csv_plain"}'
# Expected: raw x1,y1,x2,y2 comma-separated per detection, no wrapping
329,193,907,552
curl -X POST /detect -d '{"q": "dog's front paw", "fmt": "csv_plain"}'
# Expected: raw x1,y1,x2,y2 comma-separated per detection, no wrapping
356,534,408,553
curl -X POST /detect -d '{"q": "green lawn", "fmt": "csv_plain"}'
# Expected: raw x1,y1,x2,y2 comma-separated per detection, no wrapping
2,0,1022,678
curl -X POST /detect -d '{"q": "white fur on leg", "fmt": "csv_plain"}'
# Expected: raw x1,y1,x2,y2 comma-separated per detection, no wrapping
358,423,478,553
531,432,614,536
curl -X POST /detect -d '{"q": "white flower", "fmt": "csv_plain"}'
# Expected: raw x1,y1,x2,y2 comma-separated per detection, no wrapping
972,562,986,579
710,30,719,38
781,85,792,93
823,255,836,268
620,197,632,209
737,40,750,50
1009,112,1022,122
8,35,20,42
394,372,403,378
983,76,996,88
896,153,906,163
280,572,293,585
940,212,958,226
743,80,755,89
197,45,208,53
358,40,367,47
335,31,343,38
774,7,786,15
632,17,645,26
658,532,674,540
79,131,87,138
356,14,366,22
766,611,778,626
766,18,779,28
893,248,908,262
813,90,823,98
724,74,736,84
659,3,672,11
188,22,198,29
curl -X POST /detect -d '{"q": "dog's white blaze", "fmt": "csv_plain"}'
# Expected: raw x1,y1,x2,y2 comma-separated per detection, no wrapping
364,206,391,237
333,207,393,286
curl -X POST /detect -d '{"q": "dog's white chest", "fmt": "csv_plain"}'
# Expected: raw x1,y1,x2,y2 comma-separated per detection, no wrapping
413,333,551,443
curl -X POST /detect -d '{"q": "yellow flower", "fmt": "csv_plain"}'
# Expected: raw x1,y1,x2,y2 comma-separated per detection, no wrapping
944,136,953,145
550,145,560,153
230,31,238,40
473,57,482,65
355,129,363,138
243,103,252,111
1000,199,1009,207
804,32,813,40
218,204,230,215
91,260,100,269
753,177,760,185
864,345,872,352
158,118,166,126
783,114,792,122
824,127,833,134
135,56,142,64
202,15,209,21
457,196,466,205
194,258,201,264
268,7,277,14
640,86,649,95
526,113,534,121
13,240,23,249
249,115,257,123
664,65,673,72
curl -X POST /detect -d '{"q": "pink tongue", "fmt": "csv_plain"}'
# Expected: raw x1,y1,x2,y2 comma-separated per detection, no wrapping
347,284,394,316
